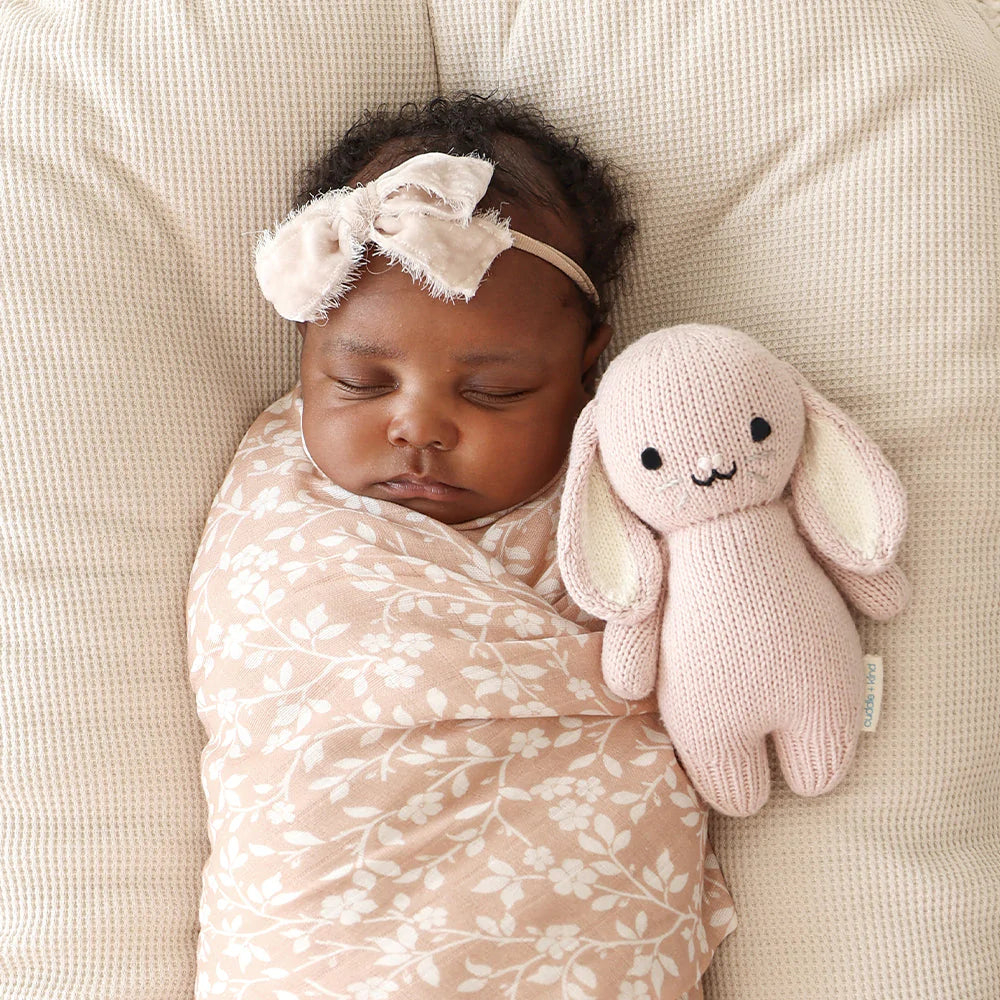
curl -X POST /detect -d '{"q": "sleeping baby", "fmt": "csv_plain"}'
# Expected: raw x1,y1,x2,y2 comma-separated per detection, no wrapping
188,93,735,1000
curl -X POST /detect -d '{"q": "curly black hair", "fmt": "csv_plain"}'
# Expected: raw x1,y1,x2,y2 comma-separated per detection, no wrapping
295,93,636,328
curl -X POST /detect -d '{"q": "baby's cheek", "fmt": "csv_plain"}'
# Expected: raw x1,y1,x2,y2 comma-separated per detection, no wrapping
304,412,373,486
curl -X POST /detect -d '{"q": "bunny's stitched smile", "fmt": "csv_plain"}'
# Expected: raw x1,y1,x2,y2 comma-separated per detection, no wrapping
691,463,737,487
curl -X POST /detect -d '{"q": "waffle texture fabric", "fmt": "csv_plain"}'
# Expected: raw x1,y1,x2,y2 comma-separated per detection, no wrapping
0,4,437,998
1,2,998,999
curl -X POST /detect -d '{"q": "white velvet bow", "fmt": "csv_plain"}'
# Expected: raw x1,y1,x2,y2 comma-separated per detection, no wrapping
254,152,514,322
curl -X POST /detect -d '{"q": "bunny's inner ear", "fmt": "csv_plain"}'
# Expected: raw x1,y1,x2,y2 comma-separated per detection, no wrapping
800,417,881,555
558,403,661,623
580,460,648,611
790,380,907,574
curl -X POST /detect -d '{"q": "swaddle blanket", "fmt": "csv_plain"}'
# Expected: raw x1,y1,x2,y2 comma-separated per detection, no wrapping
188,387,735,999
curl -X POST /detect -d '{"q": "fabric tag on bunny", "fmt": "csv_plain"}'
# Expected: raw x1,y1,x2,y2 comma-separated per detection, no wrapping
861,654,884,732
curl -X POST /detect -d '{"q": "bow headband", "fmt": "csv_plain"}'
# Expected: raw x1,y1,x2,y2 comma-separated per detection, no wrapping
254,151,600,323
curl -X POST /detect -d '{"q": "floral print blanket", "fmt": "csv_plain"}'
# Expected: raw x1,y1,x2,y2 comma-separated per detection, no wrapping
188,387,735,1000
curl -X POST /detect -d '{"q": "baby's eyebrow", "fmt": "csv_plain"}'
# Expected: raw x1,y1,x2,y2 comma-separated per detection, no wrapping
456,349,525,366
324,335,405,360
324,335,528,367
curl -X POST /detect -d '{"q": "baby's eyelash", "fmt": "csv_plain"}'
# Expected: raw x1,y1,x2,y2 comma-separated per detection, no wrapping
333,379,392,395
465,388,531,403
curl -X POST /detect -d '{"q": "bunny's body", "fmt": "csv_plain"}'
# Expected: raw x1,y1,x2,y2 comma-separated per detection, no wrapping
559,325,909,815
659,500,862,815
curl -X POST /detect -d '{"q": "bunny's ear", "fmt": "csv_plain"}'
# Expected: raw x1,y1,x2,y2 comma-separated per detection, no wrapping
788,373,907,575
557,400,662,623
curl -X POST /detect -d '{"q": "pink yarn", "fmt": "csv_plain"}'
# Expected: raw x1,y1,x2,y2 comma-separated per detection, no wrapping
558,325,909,816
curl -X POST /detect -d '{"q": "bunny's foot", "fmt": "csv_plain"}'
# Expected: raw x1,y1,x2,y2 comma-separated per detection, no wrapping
772,725,859,798
674,737,770,817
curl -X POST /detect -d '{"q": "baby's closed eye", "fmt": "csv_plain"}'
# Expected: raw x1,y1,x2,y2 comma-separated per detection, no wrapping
463,386,534,405
331,378,395,397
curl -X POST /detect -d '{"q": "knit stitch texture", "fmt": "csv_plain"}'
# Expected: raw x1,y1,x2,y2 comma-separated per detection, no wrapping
558,326,909,816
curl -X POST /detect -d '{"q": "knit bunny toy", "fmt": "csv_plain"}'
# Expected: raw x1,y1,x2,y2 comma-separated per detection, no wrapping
558,324,909,816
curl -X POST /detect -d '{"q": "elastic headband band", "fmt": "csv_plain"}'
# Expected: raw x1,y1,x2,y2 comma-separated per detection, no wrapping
254,151,600,323
509,231,599,306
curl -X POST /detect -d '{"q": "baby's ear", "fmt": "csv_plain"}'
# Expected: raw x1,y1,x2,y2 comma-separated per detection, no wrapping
788,371,907,574
558,400,662,622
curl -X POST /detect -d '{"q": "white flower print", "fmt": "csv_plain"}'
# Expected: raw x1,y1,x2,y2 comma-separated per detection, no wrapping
230,544,263,572
227,567,261,600
508,728,551,758
221,624,249,660
231,544,279,575
574,776,606,803
399,791,444,825
327,489,385,517
253,550,278,572
392,633,433,657
249,487,281,519
510,700,553,718
359,633,392,654
347,977,399,999
549,797,594,832
523,846,555,872
266,801,295,825
618,982,652,1000
548,859,599,899
214,688,238,723
412,906,448,930
375,657,423,689
321,887,377,925
537,924,582,960
568,677,597,701
223,939,271,974
530,776,574,802
505,608,546,638
456,703,492,719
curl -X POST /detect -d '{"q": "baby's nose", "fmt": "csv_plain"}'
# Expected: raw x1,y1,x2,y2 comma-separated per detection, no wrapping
695,453,725,476
387,398,458,451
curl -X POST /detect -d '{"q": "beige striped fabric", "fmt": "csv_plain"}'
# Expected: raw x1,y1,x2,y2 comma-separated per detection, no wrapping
2,2,998,998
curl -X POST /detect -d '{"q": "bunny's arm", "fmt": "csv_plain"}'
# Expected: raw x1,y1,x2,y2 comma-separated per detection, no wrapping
601,592,665,700
816,556,911,621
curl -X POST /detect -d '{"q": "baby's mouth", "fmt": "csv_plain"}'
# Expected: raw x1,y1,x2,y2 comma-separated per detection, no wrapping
378,475,467,500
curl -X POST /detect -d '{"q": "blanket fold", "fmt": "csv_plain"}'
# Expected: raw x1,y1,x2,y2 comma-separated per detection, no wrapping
189,387,735,999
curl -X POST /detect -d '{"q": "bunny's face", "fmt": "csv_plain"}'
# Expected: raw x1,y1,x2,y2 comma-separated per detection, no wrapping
593,326,805,533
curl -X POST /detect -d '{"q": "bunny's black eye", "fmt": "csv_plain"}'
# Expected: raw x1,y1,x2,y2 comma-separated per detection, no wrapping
750,417,771,443
641,447,663,470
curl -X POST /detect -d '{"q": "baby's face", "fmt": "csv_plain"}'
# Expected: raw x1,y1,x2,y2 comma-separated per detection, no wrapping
299,242,607,524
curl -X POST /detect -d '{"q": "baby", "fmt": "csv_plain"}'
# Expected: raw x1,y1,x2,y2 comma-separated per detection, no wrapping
189,94,734,1000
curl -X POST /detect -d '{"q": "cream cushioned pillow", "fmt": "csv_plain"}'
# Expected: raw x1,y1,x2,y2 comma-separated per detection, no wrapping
431,2,1000,996
0,4,435,996
2,1,998,998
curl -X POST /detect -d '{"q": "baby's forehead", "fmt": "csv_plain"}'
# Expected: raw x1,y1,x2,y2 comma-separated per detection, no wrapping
302,245,590,363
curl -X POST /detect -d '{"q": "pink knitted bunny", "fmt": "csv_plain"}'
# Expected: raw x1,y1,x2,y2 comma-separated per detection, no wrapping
558,325,909,816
